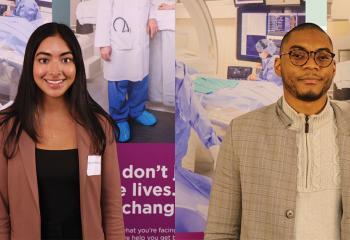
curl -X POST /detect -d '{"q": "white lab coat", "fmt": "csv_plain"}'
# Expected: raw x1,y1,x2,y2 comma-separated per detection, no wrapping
95,0,151,82
149,0,175,106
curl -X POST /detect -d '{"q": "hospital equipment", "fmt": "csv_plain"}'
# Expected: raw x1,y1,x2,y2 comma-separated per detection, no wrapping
0,4,6,15
227,66,252,79
237,5,305,62
113,17,130,33
176,0,218,75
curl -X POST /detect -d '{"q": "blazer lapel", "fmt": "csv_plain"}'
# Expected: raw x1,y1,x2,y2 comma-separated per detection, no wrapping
17,123,92,215
19,131,40,214
76,122,90,195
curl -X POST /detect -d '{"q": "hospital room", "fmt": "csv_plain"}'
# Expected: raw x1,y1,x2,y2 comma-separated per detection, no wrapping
0,0,175,143
0,0,52,107
175,0,349,238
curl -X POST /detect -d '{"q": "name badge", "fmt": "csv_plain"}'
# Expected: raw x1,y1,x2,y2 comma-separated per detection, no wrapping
87,155,101,176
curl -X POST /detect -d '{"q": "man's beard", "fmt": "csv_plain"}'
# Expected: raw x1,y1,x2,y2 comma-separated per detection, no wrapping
282,74,332,102
295,90,325,102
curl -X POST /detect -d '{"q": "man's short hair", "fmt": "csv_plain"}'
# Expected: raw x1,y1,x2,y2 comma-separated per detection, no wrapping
280,22,333,52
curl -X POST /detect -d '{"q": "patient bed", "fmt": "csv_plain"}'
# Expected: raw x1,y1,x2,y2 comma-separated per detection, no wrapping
0,16,42,104
175,65,283,233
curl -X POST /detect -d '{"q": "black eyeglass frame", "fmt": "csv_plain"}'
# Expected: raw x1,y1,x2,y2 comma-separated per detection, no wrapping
280,48,336,68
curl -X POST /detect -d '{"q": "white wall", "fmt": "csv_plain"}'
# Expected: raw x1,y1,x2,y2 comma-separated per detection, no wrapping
327,0,350,62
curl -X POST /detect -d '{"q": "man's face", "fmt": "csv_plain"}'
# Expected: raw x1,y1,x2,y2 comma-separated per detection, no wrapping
275,29,336,102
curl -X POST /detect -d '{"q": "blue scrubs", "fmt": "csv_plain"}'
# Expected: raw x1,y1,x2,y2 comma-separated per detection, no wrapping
175,62,221,232
256,55,282,86
175,63,221,165
108,76,148,123
13,0,41,22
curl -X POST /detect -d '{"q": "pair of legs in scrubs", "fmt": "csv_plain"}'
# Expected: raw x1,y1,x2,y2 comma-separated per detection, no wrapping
108,75,157,142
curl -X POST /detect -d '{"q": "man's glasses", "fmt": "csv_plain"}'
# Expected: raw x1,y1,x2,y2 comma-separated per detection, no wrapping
280,48,335,68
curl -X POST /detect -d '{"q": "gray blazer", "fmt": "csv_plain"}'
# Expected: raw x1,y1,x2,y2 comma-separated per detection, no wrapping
205,98,350,240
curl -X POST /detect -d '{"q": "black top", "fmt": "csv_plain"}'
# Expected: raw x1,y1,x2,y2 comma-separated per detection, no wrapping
35,148,82,240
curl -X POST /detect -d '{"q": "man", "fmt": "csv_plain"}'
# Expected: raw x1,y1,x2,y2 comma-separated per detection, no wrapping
95,0,158,142
205,23,350,239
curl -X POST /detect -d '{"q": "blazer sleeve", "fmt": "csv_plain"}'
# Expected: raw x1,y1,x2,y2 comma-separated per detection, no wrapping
0,127,10,240
204,121,241,240
101,120,125,240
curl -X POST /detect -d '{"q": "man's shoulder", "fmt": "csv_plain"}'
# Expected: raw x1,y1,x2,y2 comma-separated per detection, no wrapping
230,102,278,127
331,99,350,112
330,100,350,130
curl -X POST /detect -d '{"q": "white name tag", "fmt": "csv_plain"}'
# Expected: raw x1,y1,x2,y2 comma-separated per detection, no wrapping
87,155,101,176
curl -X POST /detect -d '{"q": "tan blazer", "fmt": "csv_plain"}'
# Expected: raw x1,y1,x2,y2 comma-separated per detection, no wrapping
0,118,125,240
205,99,350,240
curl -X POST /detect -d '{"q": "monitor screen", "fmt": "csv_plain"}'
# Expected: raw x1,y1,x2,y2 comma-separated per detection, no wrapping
267,13,305,37
0,5,6,15
236,4,305,62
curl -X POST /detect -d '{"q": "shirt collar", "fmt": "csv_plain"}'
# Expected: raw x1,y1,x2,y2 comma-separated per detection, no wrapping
282,96,334,132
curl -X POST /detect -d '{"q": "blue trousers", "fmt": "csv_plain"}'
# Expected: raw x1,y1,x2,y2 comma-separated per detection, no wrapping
108,75,148,123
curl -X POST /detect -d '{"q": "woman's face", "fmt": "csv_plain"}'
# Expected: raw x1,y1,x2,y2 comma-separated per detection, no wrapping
33,35,76,101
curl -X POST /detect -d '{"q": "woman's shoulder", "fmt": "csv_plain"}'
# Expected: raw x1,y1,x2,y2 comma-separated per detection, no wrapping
0,105,15,127
0,112,13,147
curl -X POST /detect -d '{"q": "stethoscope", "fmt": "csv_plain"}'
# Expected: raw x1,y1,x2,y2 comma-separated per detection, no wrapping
113,17,131,33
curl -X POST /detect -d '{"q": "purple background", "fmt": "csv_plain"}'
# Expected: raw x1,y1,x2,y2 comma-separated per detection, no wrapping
117,143,175,238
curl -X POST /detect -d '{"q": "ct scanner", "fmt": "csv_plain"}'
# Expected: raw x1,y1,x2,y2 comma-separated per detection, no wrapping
176,0,219,75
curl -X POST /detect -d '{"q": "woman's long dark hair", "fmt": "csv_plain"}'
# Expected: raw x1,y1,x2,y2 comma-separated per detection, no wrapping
0,22,117,159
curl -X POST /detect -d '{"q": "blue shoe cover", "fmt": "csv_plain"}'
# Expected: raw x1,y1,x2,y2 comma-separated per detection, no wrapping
116,121,131,142
135,110,157,126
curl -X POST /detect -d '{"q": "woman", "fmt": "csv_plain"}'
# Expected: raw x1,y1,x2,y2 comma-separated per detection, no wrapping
0,22,125,239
